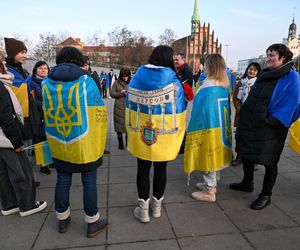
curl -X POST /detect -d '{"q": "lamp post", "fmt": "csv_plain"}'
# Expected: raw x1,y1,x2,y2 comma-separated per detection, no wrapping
225,44,230,66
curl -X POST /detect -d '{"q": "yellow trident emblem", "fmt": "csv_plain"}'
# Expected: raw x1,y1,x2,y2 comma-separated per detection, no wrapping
44,82,82,137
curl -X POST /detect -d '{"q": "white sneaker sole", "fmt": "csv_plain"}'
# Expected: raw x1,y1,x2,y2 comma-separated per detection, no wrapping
20,202,47,217
1,207,20,216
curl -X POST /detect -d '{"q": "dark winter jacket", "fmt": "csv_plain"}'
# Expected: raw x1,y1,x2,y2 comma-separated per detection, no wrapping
6,64,41,140
0,82,23,149
110,78,127,133
177,63,193,87
46,63,103,173
236,62,296,165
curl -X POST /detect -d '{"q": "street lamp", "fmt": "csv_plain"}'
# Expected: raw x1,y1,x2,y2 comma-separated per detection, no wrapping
225,44,230,66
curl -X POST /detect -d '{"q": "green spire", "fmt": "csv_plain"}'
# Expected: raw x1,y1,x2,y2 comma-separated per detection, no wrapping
192,0,200,21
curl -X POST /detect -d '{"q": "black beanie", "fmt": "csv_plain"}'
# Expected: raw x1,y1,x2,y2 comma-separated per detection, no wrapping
4,37,27,59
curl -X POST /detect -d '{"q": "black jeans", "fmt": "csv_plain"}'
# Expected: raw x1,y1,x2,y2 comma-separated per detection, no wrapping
242,157,278,196
0,149,36,211
136,158,167,200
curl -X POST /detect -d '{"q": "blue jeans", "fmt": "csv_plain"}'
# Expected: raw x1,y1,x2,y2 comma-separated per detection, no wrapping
55,169,98,217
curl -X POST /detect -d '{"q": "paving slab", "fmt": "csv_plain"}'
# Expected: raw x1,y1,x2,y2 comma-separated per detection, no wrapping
0,213,47,250
218,198,298,232
165,202,238,237
108,239,179,250
245,227,300,250
107,206,175,244
178,233,254,250
33,211,107,250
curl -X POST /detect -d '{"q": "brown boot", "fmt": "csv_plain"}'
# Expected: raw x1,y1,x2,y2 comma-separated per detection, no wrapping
87,219,108,238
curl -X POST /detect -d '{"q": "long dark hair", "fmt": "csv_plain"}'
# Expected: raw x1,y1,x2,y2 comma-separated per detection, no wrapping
241,62,261,79
147,45,176,71
32,61,49,77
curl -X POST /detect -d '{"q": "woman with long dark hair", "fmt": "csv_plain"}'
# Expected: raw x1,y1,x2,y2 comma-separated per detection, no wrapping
126,45,186,223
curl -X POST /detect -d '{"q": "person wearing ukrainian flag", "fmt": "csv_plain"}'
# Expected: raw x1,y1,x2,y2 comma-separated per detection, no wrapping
126,45,186,223
184,53,232,203
42,47,107,238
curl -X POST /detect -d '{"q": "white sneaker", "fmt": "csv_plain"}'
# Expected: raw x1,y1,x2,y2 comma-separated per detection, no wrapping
1,206,20,216
20,201,47,217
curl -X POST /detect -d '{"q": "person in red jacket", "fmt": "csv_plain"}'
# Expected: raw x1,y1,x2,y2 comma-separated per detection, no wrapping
174,52,194,154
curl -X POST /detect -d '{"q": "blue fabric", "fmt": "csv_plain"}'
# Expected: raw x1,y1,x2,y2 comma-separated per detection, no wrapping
267,69,300,128
198,72,207,82
55,169,98,216
126,65,186,114
29,76,43,114
7,67,31,89
188,86,230,131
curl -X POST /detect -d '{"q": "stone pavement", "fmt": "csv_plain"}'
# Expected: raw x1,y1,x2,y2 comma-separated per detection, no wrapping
1,99,300,250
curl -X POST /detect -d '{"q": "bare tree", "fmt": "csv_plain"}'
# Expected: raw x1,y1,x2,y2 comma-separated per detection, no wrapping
158,28,177,46
87,30,105,45
108,26,134,47
31,33,60,62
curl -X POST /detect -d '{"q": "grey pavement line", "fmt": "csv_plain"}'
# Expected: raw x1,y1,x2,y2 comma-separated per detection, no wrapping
105,99,113,246
30,201,54,250
271,202,300,227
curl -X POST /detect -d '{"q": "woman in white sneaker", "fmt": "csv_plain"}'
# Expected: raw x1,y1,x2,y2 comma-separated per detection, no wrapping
184,54,232,202
0,59,47,217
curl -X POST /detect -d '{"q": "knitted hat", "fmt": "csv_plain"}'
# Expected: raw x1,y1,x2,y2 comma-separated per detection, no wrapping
4,37,27,59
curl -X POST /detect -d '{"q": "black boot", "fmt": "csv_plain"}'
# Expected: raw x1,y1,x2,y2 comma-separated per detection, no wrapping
250,195,271,210
117,133,124,150
229,182,254,192
58,216,71,233
87,219,108,238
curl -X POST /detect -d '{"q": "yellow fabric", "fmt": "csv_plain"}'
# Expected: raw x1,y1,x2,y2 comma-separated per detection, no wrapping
10,84,29,117
126,109,186,161
34,141,45,166
289,119,300,154
184,128,232,173
47,106,107,164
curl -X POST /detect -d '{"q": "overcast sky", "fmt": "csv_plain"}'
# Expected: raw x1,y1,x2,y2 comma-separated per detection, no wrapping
1,0,299,68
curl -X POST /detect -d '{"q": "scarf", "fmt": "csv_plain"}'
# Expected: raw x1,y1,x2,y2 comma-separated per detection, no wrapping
0,72,24,124
237,77,257,103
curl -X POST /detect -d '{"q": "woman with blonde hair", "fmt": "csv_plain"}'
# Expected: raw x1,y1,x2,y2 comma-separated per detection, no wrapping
184,53,232,202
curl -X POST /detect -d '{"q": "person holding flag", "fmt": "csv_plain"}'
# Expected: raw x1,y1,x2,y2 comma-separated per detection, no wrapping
184,53,232,202
43,47,108,237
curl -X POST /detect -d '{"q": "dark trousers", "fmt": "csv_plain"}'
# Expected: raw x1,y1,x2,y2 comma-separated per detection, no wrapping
136,158,167,200
102,87,107,98
0,149,36,211
242,157,278,196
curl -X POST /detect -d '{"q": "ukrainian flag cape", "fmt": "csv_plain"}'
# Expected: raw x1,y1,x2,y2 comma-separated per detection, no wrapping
289,118,300,154
126,64,186,161
42,74,107,164
184,80,232,173
6,67,31,117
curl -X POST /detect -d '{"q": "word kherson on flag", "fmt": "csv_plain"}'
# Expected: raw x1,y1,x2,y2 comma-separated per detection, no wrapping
289,118,300,154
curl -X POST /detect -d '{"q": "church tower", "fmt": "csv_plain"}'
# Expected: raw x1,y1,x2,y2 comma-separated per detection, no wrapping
288,13,297,41
191,0,200,39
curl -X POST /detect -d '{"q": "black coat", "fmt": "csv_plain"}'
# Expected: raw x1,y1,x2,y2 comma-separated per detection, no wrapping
236,63,293,165
0,82,23,149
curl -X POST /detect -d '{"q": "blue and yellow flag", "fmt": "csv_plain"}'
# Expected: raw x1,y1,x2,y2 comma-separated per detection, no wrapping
34,141,53,166
184,83,232,173
42,74,107,164
126,65,186,161
289,118,300,154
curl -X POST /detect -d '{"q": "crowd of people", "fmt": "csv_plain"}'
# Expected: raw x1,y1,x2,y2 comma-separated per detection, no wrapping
1,37,300,238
